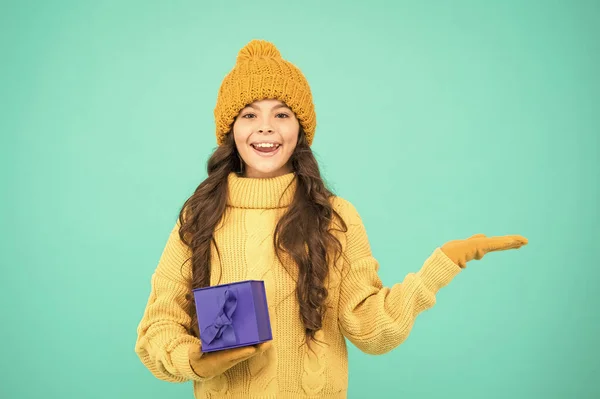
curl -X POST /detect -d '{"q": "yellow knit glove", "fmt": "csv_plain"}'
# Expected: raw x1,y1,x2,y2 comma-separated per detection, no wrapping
188,341,272,379
441,234,528,268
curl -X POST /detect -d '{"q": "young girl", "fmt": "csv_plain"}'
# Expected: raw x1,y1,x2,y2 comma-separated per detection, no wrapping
134,39,528,398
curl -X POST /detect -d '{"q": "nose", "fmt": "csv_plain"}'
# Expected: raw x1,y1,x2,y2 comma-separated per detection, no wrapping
256,116,275,136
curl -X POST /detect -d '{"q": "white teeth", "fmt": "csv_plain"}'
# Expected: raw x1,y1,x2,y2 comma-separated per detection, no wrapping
253,143,279,148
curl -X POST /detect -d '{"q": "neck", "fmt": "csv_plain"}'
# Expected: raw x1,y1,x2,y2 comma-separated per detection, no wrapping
243,164,294,179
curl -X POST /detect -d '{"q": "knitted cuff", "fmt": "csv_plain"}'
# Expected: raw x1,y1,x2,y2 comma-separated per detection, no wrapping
416,247,462,294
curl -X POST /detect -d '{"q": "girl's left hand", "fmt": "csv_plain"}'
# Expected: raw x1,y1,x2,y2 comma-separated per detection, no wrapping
441,234,528,269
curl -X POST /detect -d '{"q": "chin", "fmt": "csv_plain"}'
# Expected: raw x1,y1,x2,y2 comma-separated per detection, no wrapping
245,163,292,178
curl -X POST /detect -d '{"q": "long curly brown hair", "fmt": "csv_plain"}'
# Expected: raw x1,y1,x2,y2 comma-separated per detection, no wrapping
177,125,349,345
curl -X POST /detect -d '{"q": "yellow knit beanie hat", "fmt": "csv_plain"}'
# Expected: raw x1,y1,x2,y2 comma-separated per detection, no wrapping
214,39,317,146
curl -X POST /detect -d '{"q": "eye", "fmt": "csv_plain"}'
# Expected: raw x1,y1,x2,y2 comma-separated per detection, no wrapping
241,113,256,119
275,113,289,118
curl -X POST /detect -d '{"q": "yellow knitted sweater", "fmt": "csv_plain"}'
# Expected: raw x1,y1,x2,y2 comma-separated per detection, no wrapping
134,171,462,398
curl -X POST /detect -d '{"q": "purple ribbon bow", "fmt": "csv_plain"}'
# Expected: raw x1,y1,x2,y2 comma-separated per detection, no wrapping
201,289,238,346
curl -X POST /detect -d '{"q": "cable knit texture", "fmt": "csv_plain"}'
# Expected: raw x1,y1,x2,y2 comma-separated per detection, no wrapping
135,172,463,398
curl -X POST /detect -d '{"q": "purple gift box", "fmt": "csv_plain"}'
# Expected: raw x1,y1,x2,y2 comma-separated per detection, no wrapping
192,280,273,353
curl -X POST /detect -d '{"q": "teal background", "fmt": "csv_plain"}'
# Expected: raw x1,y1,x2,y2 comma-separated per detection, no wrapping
1,0,598,398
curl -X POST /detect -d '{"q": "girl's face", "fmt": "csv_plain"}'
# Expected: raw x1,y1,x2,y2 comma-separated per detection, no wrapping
232,98,299,178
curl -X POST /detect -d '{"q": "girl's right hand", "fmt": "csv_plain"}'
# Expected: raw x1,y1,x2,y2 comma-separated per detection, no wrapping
188,341,272,379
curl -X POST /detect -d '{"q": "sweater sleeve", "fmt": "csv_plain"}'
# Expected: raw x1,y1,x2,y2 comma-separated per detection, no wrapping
134,221,209,383
336,199,462,355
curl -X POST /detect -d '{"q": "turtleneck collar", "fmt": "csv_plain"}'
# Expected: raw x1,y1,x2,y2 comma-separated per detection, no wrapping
226,171,297,209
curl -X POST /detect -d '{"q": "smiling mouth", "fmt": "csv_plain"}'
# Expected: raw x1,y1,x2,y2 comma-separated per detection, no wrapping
250,143,281,156
251,143,281,152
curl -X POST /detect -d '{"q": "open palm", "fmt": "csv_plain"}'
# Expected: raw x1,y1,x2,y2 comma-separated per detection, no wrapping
441,234,528,268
